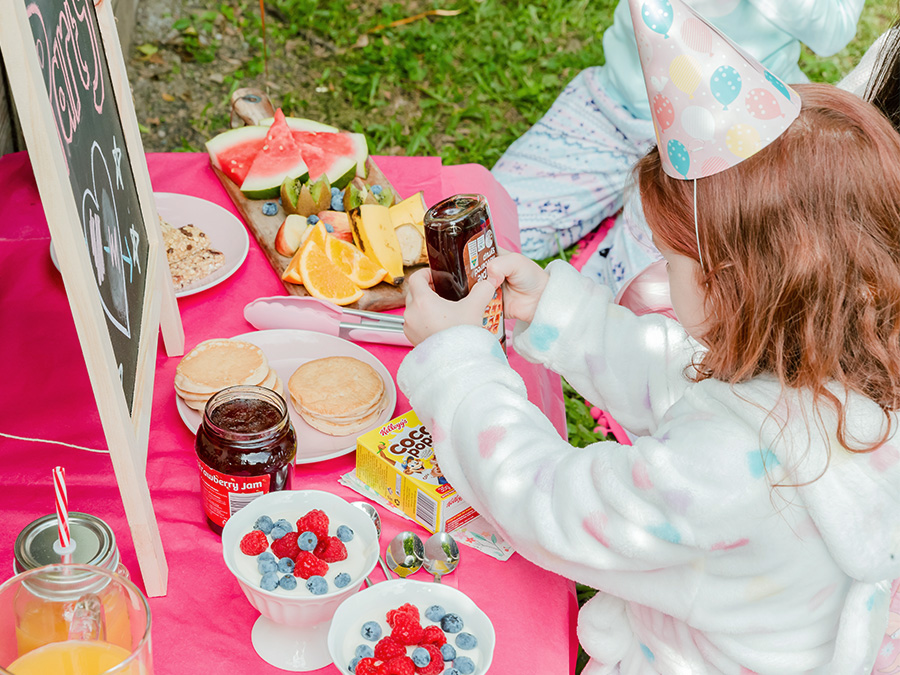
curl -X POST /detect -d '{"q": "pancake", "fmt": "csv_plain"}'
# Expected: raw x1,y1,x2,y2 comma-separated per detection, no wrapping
175,339,269,395
288,357,384,419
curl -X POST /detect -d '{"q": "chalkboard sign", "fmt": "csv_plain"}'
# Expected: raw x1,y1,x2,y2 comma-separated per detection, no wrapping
26,0,147,412
0,0,177,595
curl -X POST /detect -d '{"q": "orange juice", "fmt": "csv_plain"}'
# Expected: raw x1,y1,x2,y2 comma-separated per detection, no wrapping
6,640,137,675
14,583,132,656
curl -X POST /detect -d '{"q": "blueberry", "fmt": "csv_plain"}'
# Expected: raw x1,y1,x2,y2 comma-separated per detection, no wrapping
454,656,475,675
455,632,477,650
424,604,446,622
336,525,354,542
257,558,277,574
445,670,461,675
334,572,351,588
371,185,383,195
354,644,374,659
324,222,334,233
360,621,382,641
260,571,279,591
330,194,345,211
440,644,457,661
277,557,295,574
262,201,278,216
308,214,320,225
306,575,328,595
298,531,318,551
411,647,431,667
441,613,464,633
273,518,292,532
269,525,288,539
331,187,341,196
254,515,274,534
279,574,297,590
348,657,360,673
258,551,276,563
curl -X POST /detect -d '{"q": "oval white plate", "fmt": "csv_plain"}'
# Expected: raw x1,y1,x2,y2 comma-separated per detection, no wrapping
50,192,250,298
175,329,398,464
327,579,495,674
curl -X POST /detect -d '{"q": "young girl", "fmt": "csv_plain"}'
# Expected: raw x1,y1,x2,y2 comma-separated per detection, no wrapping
398,83,900,673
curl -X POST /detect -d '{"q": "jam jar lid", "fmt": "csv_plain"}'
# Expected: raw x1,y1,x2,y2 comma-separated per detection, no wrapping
14,512,120,574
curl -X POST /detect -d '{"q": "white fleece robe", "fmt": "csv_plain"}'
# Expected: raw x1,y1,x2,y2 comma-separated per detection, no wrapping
397,261,900,674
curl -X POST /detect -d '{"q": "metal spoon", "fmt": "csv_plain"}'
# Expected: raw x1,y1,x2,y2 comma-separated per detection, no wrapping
423,532,460,583
385,531,425,578
351,501,393,584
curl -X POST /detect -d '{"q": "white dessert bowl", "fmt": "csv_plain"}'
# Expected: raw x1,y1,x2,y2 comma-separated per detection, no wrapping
222,489,379,672
327,578,495,674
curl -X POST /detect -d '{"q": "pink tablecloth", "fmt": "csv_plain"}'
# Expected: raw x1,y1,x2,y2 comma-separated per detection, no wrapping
0,151,576,674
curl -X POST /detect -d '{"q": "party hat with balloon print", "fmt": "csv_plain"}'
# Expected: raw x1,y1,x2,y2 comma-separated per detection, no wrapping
628,0,801,180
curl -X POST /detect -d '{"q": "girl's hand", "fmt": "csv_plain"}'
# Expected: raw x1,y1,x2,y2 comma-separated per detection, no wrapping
486,253,549,324
403,268,500,345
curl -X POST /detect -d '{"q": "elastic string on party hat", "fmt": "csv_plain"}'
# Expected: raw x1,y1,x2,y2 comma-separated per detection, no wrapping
693,179,704,273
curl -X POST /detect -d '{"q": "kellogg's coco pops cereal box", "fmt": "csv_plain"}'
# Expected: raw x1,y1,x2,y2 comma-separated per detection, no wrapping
355,410,478,534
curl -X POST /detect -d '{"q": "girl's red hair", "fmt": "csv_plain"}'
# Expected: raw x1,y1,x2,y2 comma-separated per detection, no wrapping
637,83,900,453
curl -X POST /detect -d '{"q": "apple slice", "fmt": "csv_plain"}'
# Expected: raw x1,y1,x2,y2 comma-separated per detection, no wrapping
274,214,310,257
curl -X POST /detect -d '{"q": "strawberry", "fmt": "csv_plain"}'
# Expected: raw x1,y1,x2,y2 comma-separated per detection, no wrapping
239,530,269,556
292,550,329,579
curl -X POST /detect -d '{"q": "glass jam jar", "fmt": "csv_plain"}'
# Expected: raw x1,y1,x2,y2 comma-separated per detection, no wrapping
195,385,296,534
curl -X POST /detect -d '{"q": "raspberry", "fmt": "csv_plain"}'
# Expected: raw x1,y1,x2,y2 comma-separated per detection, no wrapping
270,532,300,560
292,550,329,579
390,612,425,646
296,509,329,542
239,530,269,556
354,657,383,675
414,645,443,675
382,656,416,675
374,635,406,661
314,535,348,562
419,625,446,648
386,603,420,627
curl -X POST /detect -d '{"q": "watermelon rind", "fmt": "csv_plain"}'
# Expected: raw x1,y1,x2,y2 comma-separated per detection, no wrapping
346,132,369,179
259,116,340,133
327,156,358,190
205,125,269,185
241,111,310,200
242,160,309,200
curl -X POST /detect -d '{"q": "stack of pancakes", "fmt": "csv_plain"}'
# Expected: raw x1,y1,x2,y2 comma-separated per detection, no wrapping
175,339,283,412
288,356,388,436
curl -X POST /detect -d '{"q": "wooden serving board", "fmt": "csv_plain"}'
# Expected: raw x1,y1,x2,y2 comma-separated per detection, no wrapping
211,89,422,311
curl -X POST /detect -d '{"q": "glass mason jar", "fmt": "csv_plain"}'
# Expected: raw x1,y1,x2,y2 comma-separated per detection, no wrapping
195,385,297,534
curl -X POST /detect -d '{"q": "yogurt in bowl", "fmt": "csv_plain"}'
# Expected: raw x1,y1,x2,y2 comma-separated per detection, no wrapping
222,490,379,671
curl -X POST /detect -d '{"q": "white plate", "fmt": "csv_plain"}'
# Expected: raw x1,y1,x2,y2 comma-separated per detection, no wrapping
327,579,496,674
50,192,250,298
176,329,398,464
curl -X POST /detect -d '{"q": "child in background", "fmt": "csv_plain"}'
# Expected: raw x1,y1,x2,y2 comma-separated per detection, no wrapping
399,3,900,671
493,0,863,291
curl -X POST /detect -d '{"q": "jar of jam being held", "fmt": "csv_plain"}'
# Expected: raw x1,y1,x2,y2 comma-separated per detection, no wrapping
195,385,296,534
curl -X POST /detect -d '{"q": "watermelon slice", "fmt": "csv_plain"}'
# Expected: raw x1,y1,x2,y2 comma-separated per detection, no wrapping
205,125,268,186
260,117,370,185
240,110,310,200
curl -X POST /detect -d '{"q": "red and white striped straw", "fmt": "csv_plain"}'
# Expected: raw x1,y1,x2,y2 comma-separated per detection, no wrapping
53,466,71,551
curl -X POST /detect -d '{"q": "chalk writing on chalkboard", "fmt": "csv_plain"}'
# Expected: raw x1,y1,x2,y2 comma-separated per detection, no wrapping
25,0,148,414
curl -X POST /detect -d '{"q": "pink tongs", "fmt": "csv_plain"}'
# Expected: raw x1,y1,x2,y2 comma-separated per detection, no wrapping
243,296,412,347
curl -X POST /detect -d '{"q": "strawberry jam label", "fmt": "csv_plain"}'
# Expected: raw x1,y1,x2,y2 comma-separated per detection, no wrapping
197,459,271,528
463,228,505,345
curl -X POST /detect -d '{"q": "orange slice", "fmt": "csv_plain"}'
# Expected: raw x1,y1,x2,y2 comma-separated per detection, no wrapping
298,238,364,306
323,236,388,289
